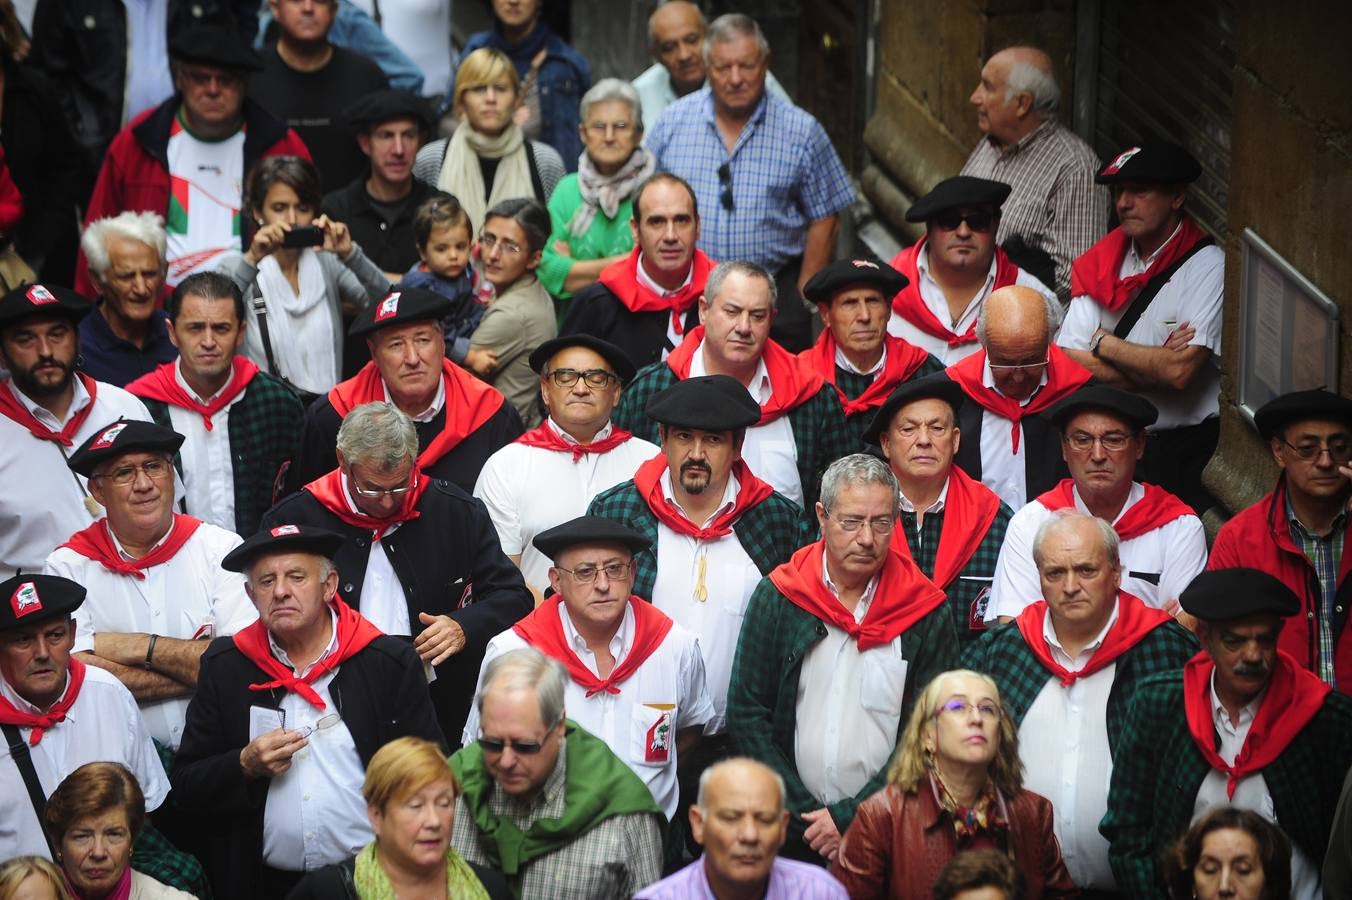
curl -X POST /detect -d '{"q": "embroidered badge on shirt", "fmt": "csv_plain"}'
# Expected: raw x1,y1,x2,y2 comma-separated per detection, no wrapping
644,705,674,763
968,585,992,632
10,581,41,617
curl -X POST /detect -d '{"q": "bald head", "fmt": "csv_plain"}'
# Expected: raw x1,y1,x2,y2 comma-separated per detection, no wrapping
691,757,789,889
697,757,785,811
972,46,1059,146
979,286,1058,401
649,1,707,93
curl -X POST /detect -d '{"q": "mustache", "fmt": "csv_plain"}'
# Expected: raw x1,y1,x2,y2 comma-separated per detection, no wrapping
1233,660,1271,679
680,462,711,477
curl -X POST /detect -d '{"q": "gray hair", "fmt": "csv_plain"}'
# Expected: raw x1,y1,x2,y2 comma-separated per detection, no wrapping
819,453,899,517
247,553,335,585
703,259,777,309
1005,60,1060,119
696,757,786,811
1031,509,1120,569
335,402,419,472
974,289,1062,347
579,77,644,133
81,211,167,281
477,648,568,728
648,0,706,49
703,13,770,65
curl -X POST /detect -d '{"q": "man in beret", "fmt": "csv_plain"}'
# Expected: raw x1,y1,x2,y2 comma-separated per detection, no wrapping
475,336,659,601
798,258,945,449
962,512,1196,893
172,523,444,898
1102,568,1352,899
865,376,1011,648
78,25,311,296
987,384,1207,622
1208,388,1352,692
728,453,958,862
43,419,255,753
886,177,1057,366
288,287,524,493
0,283,155,577
1058,142,1225,514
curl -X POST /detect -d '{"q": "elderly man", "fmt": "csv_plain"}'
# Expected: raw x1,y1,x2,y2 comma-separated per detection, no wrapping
78,26,310,295
1209,389,1352,692
78,212,177,387
636,757,849,899
728,454,958,861
864,377,1011,648
960,46,1109,302
943,284,1092,508
887,177,1056,366
1102,569,1352,899
172,523,444,898
289,287,523,493
451,648,665,898
987,385,1207,622
962,512,1196,892
1059,143,1225,514
647,14,855,352
265,401,531,744
43,419,254,752
476,335,658,600
614,260,852,513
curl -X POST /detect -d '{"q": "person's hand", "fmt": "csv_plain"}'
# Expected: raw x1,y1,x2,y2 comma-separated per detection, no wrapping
464,347,498,376
316,214,353,257
414,613,467,667
239,728,307,779
244,222,288,265
553,240,573,258
1163,321,1196,351
801,808,841,862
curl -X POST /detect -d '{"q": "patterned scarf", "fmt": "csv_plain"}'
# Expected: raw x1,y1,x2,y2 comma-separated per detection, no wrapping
568,146,656,237
928,767,1009,848
352,840,489,900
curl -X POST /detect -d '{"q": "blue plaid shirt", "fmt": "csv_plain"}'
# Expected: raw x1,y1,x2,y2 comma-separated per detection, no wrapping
1287,493,1347,687
647,88,855,272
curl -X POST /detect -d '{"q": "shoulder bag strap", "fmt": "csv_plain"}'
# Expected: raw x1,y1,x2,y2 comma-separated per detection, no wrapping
523,139,546,204
1112,236,1214,339
251,293,285,378
1,722,56,857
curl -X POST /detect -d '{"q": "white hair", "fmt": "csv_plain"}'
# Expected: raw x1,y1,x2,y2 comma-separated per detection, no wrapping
478,648,569,728
81,211,167,281
819,453,899,517
974,289,1062,348
1005,60,1060,119
579,78,644,133
703,13,769,65
1031,509,1120,569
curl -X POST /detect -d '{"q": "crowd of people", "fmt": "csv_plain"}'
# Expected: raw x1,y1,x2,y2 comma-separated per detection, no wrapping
0,1,1347,899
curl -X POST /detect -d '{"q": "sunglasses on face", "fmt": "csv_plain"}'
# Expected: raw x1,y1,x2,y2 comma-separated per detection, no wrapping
931,209,997,233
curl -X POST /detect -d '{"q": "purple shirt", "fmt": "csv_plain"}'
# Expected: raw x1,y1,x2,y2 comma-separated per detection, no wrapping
635,856,848,899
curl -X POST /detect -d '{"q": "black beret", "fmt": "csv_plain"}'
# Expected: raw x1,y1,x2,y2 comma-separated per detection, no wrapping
345,89,436,131
906,176,1011,223
1178,568,1301,622
67,419,184,478
0,283,93,332
0,574,85,631
1043,385,1159,432
532,515,653,561
801,258,908,305
349,288,453,337
1096,142,1202,185
862,374,966,446
221,524,348,573
1253,388,1352,440
528,335,637,384
645,375,761,431
168,25,264,72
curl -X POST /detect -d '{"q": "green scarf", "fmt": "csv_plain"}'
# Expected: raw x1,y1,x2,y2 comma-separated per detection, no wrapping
451,722,661,878
351,841,490,900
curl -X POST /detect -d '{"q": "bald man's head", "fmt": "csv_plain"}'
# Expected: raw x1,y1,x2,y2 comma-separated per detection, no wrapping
691,758,788,889
649,1,706,94
979,286,1057,401
971,45,1060,146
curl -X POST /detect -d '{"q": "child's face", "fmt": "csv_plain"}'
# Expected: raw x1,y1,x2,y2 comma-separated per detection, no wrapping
419,222,472,279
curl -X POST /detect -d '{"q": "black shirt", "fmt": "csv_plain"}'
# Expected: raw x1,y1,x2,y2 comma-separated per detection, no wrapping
322,177,452,275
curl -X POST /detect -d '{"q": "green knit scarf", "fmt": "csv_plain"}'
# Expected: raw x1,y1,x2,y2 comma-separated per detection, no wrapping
351,841,490,900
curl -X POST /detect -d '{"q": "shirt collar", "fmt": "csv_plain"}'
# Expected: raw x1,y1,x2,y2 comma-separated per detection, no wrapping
691,341,772,403
1285,490,1348,539
546,417,614,445
1127,220,1185,268
1209,668,1265,732
899,475,950,515
173,358,231,404
1043,596,1120,664
268,606,339,677
109,518,175,562
660,467,740,527
821,551,880,622
382,374,446,423
981,354,1048,407
917,242,999,302
0,667,74,715
635,252,694,297
560,592,634,665
7,371,92,429
989,117,1056,156
834,342,886,377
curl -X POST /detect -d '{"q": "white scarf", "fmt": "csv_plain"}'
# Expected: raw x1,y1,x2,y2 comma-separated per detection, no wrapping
568,146,656,237
256,249,337,394
437,120,535,233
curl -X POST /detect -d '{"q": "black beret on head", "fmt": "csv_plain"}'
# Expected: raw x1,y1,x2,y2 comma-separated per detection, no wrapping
645,375,761,431
862,374,966,446
528,335,637,384
906,176,1011,223
1178,568,1301,622
1253,388,1352,440
345,89,436,131
169,26,264,71
533,515,653,561
1096,142,1202,185
221,524,348,573
801,258,908,305
349,288,453,337
1043,385,1159,432
0,574,85,631
0,283,92,332
67,419,184,478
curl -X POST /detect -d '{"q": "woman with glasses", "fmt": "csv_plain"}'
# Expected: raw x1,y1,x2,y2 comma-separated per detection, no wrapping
832,670,1075,899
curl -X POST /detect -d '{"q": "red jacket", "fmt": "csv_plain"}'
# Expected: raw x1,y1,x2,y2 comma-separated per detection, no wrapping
77,96,310,296
1208,477,1352,693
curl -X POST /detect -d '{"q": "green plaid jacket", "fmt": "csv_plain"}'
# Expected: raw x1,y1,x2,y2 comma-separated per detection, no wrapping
835,355,946,450
143,370,304,535
586,481,810,598
726,575,960,843
1100,671,1352,899
132,821,211,898
900,500,1012,650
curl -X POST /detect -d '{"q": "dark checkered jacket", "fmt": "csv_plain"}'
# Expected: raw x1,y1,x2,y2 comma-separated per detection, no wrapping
835,356,945,450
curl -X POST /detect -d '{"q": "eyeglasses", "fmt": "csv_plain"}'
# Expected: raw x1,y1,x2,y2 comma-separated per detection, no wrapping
350,472,417,499
282,711,341,738
93,459,173,486
718,163,734,211
547,368,618,389
987,359,1048,372
479,232,524,256
1065,431,1133,453
936,699,1002,720
1283,438,1352,462
828,514,895,535
586,120,633,135
478,719,562,756
555,560,633,583
931,209,998,233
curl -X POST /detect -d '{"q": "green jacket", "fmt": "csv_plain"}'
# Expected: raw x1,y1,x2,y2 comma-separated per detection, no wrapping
537,174,635,299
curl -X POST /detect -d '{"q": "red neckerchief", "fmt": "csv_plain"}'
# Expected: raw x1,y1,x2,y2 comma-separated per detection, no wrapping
512,596,675,697
127,357,259,432
232,596,383,710
514,421,634,462
328,359,505,468
665,326,824,426
800,331,932,417
1183,649,1331,798
303,467,430,541
888,240,1020,346
890,468,1001,590
0,372,99,446
1036,478,1196,541
769,541,945,651
945,346,1092,453
0,657,87,745
632,454,773,541
59,514,202,580
1070,215,1211,313
1015,590,1171,687
598,248,713,338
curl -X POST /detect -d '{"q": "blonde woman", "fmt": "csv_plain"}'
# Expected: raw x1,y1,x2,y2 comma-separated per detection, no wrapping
0,857,74,900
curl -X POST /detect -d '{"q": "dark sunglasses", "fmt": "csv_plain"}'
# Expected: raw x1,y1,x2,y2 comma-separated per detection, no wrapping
931,209,997,233
718,163,734,211
477,736,548,755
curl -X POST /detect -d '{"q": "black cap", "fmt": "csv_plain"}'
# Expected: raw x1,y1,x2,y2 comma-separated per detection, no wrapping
1043,385,1159,432
533,515,652,561
345,89,436,132
1253,388,1352,440
66,420,184,478
0,283,93,332
1178,568,1301,622
802,258,908,305
168,25,264,72
349,288,453,337
1096,143,1202,185
906,176,1011,223
221,524,348,573
0,574,85,631
862,374,966,446
645,375,761,431
529,335,637,384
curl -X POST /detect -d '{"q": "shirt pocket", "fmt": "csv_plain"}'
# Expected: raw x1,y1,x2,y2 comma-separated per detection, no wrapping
630,702,677,768
859,642,908,716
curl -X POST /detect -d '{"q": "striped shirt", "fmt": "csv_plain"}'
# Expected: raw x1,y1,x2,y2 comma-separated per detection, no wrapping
1287,495,1346,687
635,856,848,899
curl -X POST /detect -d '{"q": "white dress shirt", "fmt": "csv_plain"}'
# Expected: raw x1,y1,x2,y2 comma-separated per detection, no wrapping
635,253,695,356
336,472,410,637
976,358,1049,509
167,360,244,532
382,371,446,422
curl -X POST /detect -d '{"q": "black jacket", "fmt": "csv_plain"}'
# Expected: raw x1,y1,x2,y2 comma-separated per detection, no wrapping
951,381,1069,503
560,281,701,371
322,177,452,276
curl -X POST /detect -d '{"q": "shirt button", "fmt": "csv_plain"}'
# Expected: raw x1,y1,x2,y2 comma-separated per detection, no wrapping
303,793,310,801
379,222,388,230
153,610,161,617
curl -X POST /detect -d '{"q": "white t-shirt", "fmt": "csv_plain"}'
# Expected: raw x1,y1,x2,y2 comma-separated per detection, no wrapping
164,121,245,286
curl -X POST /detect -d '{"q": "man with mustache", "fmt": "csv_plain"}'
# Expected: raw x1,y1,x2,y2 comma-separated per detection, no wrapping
1102,568,1352,900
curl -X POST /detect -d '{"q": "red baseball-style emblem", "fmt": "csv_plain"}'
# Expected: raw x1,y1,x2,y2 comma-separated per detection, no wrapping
1102,146,1142,175
270,525,301,537
374,293,401,321
852,259,880,269
10,581,42,618
91,422,128,449
26,285,57,305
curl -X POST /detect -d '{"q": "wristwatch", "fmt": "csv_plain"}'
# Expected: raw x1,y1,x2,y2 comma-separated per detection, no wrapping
1089,331,1106,358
